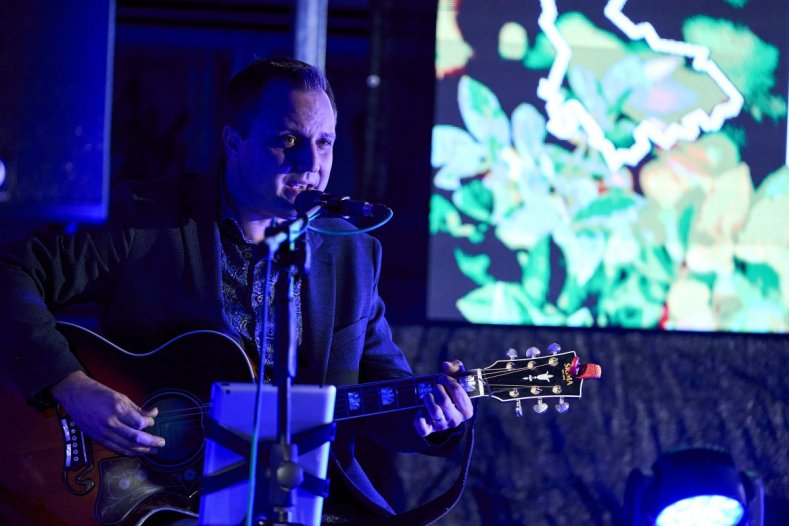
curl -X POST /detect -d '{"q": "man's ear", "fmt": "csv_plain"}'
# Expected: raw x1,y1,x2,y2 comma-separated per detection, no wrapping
223,125,242,162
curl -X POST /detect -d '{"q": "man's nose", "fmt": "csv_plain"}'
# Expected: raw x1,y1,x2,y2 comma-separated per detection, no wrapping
294,142,320,173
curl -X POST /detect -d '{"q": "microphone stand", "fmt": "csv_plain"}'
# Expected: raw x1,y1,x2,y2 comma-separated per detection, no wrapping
245,212,313,526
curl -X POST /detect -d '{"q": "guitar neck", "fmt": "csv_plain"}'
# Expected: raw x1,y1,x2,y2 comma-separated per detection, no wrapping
333,370,484,421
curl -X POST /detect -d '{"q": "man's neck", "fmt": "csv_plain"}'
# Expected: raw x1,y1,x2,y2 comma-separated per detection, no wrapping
236,218,272,245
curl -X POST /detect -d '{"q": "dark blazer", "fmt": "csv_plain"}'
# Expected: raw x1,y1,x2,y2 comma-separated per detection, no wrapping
0,172,454,520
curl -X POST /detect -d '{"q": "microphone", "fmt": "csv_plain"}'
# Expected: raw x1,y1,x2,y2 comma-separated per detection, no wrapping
294,190,392,220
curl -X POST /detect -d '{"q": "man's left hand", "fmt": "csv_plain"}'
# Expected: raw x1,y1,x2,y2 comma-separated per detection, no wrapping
414,359,474,437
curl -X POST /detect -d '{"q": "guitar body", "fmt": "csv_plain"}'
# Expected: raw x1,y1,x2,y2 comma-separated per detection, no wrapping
0,323,255,526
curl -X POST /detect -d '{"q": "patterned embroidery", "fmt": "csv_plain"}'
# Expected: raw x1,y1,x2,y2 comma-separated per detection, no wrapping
219,219,303,378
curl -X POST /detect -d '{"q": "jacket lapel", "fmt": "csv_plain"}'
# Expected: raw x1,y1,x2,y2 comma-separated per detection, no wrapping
300,229,335,385
182,171,225,321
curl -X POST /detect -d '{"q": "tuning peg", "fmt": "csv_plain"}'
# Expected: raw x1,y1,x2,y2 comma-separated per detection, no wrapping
506,348,518,359
525,346,541,358
547,343,561,355
532,399,548,414
514,400,523,418
555,397,569,414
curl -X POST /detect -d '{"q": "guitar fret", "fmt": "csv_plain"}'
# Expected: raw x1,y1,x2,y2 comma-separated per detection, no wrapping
334,391,348,419
361,385,381,414
396,378,418,409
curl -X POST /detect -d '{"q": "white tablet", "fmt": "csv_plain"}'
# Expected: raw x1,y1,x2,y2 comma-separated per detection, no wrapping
199,382,336,526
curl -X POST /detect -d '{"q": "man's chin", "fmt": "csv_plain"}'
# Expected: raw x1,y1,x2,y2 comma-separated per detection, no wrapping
281,185,303,205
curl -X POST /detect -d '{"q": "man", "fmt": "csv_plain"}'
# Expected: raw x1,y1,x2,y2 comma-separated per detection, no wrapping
0,58,473,524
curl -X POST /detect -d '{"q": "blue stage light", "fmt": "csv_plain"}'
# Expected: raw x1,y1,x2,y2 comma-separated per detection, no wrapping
655,495,744,526
621,447,763,526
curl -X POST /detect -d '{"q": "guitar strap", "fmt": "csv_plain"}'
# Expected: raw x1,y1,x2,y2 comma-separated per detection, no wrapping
374,419,476,526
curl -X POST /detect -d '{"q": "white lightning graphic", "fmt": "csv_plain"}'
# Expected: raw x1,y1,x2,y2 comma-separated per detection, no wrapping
536,0,744,171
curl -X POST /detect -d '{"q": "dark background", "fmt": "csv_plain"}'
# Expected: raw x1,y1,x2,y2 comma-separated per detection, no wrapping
0,1,787,524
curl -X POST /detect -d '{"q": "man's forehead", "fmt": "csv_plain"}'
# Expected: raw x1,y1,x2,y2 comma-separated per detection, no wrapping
253,82,335,124
255,80,328,105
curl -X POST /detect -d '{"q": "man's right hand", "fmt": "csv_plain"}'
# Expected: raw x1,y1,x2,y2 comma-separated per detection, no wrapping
50,371,166,456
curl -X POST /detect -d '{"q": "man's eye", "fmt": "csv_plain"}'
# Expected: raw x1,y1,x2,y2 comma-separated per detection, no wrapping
281,135,296,147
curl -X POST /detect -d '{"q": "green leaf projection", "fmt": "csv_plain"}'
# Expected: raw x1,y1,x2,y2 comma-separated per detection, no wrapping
428,0,789,332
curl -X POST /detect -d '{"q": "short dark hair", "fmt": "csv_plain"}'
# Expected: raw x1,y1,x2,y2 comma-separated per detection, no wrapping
225,57,337,137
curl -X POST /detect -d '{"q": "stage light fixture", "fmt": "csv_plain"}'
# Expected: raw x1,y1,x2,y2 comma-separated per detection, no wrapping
622,447,763,526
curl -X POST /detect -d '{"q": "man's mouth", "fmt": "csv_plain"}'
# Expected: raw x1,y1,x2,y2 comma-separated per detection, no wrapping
285,181,315,192
282,180,317,205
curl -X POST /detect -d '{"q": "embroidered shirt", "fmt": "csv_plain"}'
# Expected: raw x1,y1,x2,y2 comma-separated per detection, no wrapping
218,209,302,381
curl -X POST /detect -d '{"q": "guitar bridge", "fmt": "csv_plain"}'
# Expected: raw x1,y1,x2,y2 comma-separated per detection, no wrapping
58,407,95,495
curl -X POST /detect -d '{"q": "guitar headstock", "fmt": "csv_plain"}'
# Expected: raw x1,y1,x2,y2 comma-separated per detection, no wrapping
460,344,601,415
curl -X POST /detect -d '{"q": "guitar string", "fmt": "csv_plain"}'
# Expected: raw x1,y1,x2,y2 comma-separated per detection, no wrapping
149,365,563,422
147,377,443,420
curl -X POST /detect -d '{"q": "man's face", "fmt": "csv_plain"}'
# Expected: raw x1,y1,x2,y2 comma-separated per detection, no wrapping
224,79,336,221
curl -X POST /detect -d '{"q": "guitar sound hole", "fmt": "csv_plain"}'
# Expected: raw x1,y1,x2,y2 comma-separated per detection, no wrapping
143,390,204,468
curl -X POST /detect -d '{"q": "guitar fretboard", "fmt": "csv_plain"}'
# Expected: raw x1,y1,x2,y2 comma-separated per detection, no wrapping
334,373,472,421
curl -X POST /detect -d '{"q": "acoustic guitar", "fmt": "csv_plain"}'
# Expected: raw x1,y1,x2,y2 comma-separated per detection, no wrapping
0,322,600,525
